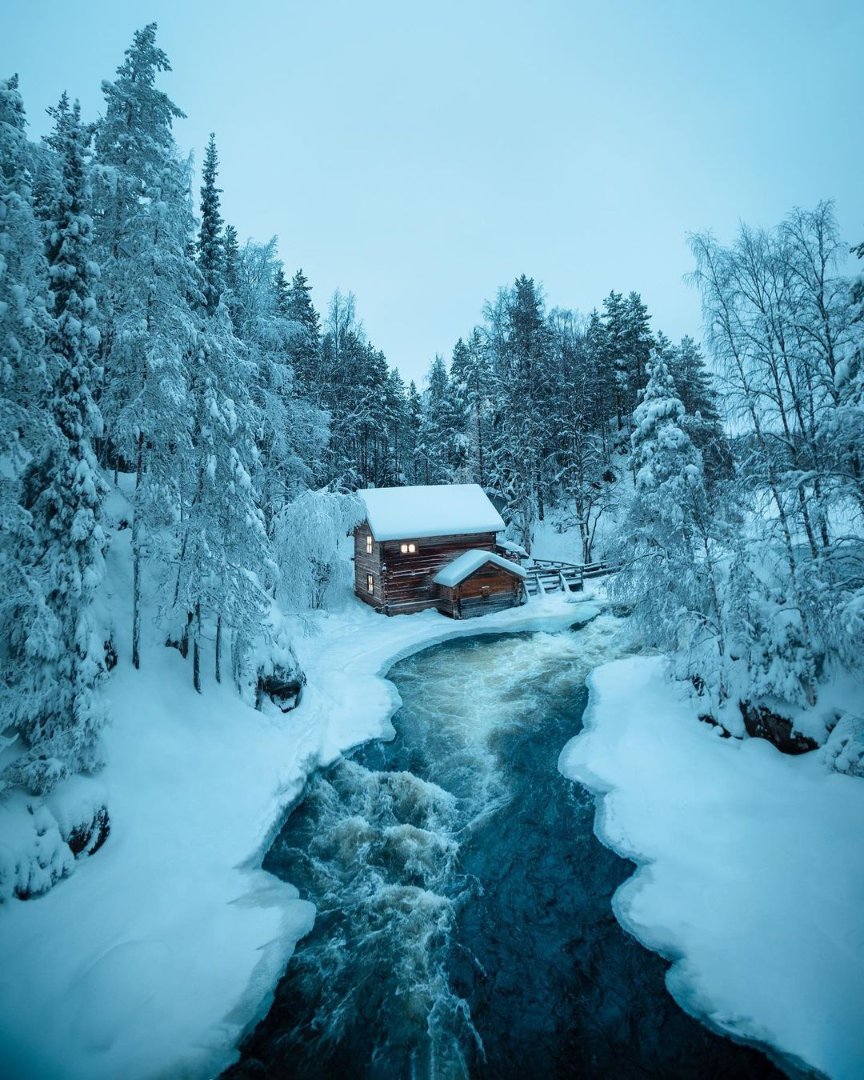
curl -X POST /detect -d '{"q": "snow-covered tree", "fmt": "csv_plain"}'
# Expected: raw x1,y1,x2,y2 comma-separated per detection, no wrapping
4,101,109,793
450,330,492,486
275,490,363,611
611,352,732,703
414,354,466,484
663,334,731,485
283,267,320,396
226,237,326,530
481,275,555,549
174,135,270,693
91,24,199,668
0,76,52,758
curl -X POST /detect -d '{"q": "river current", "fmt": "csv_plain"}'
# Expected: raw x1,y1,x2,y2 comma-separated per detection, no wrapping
225,614,780,1079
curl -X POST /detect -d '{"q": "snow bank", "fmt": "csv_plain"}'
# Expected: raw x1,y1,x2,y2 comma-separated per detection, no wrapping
560,655,864,1079
358,483,504,540
0,540,597,1079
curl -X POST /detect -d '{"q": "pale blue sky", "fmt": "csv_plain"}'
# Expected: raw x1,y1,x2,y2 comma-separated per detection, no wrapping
5,0,862,381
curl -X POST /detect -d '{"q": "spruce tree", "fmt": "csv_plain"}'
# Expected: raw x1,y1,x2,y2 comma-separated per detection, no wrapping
7,100,108,793
284,268,320,393
416,355,466,484
92,24,199,669
0,75,52,749
175,135,269,693
611,351,730,701
450,330,492,486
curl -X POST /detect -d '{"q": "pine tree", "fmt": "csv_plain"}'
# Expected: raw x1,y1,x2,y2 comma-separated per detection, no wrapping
611,351,730,701
450,330,492,485
0,76,53,749
92,24,199,669
6,101,109,793
227,238,325,529
665,334,732,484
547,309,616,562
175,135,269,693
602,290,653,433
484,275,552,547
0,74,49,479
415,355,466,484
284,268,320,394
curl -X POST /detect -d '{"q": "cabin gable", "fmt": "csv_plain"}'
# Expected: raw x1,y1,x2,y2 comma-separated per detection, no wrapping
434,551,526,619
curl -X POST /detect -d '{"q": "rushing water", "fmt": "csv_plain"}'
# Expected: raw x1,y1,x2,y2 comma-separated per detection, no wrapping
225,615,781,1079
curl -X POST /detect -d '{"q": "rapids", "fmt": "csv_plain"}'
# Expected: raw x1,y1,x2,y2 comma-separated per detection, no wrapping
225,614,780,1079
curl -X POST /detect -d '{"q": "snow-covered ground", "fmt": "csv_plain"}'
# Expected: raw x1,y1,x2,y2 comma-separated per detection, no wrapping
5,506,862,1080
0,564,596,1078
560,655,864,1080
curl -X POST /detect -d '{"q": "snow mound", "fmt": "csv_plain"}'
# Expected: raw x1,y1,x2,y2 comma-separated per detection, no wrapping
825,712,864,778
0,792,75,902
560,655,864,1080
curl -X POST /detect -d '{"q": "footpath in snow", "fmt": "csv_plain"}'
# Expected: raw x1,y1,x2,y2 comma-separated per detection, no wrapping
560,655,864,1080
0,585,596,1080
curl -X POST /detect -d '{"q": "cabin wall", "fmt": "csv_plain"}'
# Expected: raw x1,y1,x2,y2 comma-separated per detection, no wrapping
451,564,523,619
353,522,385,610
380,532,497,615
353,525,523,617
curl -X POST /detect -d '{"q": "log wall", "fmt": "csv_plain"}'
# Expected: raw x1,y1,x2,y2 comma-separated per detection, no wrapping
353,524,500,615
353,522,385,610
437,563,523,619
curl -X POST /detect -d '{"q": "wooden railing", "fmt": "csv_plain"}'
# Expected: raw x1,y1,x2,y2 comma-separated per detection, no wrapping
523,557,619,597
529,557,618,578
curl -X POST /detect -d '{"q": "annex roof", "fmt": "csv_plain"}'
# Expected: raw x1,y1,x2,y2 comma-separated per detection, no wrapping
358,484,505,542
433,549,527,588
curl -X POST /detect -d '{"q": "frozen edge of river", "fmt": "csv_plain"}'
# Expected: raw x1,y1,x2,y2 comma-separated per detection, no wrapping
560,654,864,1080
0,588,599,1080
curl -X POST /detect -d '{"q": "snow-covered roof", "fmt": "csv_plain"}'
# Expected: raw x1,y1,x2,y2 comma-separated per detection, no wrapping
496,539,528,558
433,549,527,588
358,484,505,541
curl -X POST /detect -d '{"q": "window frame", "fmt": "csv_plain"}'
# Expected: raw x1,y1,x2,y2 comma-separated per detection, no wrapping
366,573,374,595
365,534,373,555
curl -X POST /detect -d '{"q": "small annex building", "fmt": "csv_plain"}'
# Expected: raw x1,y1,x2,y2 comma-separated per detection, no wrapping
353,484,526,618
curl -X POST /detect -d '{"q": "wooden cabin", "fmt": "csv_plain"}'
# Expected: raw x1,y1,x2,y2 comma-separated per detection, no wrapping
353,484,526,618
433,549,526,619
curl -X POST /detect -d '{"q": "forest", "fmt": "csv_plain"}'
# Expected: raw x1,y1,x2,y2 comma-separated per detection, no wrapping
1,24,863,828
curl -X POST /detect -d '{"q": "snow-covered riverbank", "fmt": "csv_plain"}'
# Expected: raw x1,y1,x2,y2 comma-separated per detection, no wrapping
560,655,864,1080
0,590,596,1080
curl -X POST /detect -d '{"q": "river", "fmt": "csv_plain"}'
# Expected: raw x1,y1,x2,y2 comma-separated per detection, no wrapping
224,614,781,1079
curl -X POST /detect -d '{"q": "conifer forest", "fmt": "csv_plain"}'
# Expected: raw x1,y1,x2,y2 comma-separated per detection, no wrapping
1,13,863,1080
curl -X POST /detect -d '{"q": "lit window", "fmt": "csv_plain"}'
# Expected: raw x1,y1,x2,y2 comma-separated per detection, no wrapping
366,573,374,594
400,542,417,554
366,534,373,554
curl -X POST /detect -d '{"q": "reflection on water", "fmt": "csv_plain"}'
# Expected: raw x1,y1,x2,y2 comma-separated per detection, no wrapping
225,615,781,1079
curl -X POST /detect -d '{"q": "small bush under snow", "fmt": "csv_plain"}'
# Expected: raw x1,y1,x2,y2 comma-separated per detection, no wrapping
825,713,864,778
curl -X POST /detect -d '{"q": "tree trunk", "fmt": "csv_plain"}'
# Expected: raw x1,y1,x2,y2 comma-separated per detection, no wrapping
476,404,484,487
131,432,144,670
215,613,222,684
180,609,192,659
193,602,201,694
132,543,141,670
